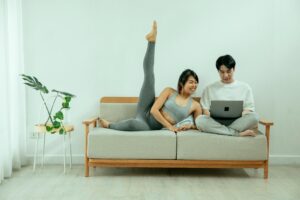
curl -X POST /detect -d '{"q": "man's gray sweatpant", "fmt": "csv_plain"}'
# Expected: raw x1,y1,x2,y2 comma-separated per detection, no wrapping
195,112,259,136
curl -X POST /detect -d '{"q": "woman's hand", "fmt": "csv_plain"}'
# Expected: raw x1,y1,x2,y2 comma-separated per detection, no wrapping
177,124,196,131
167,126,179,133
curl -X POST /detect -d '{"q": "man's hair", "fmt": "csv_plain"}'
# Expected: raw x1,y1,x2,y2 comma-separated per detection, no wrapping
216,55,236,70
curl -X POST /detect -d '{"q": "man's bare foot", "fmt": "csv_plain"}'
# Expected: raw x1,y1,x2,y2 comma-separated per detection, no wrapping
99,118,110,128
145,21,157,42
251,124,259,135
239,129,256,137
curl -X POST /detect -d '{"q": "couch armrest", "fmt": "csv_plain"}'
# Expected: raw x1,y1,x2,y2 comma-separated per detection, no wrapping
258,118,274,141
258,118,274,161
259,119,274,126
82,117,99,127
83,116,99,177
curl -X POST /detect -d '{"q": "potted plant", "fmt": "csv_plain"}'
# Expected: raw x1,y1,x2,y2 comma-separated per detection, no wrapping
21,74,76,134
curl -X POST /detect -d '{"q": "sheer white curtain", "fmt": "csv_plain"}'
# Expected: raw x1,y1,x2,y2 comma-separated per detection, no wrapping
0,0,26,184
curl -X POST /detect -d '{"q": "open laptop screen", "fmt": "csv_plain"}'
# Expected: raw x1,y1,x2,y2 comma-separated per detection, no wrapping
210,100,243,119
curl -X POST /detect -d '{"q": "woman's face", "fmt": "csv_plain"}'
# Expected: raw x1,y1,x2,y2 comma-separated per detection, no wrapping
182,76,198,95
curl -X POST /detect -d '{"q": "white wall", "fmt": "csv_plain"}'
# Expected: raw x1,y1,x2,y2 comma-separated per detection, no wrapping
22,0,300,164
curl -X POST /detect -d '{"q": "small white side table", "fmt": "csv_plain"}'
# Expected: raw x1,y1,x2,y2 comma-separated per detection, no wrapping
33,124,74,173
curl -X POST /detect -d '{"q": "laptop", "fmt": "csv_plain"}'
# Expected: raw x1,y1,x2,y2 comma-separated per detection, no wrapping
210,100,243,125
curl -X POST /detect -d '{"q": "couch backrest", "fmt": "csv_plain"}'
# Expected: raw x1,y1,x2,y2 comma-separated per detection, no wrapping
99,97,201,122
100,97,138,122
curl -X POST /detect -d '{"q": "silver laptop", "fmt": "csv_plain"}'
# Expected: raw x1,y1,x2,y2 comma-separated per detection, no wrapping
210,100,243,125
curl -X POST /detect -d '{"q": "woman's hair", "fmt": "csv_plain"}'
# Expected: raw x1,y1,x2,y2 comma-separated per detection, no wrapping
177,69,198,92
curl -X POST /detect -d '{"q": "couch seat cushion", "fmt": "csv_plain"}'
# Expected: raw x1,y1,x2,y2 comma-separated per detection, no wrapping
177,130,267,160
88,128,176,159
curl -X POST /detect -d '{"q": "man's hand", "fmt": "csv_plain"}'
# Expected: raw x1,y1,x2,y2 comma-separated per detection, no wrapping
203,109,211,116
242,109,251,116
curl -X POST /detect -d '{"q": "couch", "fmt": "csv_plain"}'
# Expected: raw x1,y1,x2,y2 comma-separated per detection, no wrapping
83,97,273,178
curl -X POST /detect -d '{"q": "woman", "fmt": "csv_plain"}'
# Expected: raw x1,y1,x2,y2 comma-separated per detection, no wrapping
100,21,202,133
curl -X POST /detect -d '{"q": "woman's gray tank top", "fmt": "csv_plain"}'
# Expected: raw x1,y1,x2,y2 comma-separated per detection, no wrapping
162,92,193,124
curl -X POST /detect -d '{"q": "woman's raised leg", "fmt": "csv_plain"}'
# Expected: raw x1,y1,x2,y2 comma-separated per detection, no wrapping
99,21,158,131
136,21,157,119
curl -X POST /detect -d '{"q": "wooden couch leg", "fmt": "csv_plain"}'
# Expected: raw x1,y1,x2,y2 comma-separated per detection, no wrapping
264,160,268,179
85,158,89,177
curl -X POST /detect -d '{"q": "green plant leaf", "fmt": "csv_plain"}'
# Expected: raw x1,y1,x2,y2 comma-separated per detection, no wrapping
42,86,49,94
33,76,41,85
59,128,64,134
46,125,53,132
21,74,34,82
52,89,76,98
24,83,36,88
22,76,34,83
53,121,61,129
54,111,64,120
64,96,71,103
62,102,69,109
21,74,49,94
32,77,42,88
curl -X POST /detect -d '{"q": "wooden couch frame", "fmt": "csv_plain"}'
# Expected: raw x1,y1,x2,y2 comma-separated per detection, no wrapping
83,97,274,178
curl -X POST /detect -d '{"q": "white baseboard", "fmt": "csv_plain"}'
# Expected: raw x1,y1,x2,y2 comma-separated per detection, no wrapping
27,154,85,165
269,155,300,165
26,154,300,165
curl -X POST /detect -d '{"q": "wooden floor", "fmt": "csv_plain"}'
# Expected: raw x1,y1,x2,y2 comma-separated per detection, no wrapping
0,165,299,200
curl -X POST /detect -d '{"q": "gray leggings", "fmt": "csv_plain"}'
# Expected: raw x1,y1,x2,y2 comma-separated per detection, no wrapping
109,42,163,131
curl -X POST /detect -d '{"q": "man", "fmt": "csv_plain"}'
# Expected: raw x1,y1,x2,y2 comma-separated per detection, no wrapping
196,55,258,136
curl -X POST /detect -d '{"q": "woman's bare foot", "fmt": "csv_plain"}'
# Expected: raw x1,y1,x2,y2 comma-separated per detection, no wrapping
145,21,157,42
99,118,110,128
239,129,256,137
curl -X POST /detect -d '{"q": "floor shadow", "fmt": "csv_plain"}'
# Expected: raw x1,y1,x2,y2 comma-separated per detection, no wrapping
92,167,259,178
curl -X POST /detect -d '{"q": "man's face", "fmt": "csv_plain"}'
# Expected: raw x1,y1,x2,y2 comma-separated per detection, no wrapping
218,65,234,84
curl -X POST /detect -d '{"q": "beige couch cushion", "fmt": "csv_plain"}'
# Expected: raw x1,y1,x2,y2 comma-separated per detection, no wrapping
177,130,267,160
88,128,176,159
